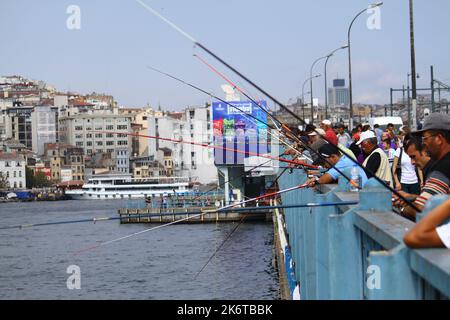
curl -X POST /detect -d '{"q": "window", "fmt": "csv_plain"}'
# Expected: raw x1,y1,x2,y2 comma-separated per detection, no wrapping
86,133,92,138
106,133,114,138
106,125,114,130
19,181,22,188
75,126,83,131
106,141,114,146
117,125,128,130
95,133,103,138
76,142,83,146
19,171,22,177
87,141,92,146
117,141,128,146
13,171,16,178
96,141,103,146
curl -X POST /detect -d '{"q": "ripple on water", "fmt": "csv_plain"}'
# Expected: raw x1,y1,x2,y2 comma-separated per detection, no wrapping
0,201,279,299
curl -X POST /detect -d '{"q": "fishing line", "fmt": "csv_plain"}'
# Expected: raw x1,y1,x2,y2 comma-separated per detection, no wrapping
72,183,310,255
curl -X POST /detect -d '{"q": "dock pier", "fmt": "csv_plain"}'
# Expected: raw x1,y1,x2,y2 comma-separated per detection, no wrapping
118,207,272,224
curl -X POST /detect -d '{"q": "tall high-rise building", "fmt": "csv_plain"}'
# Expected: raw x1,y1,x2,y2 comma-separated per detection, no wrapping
328,79,349,108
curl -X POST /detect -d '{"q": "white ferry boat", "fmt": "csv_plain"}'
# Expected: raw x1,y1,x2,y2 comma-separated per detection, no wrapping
65,173,191,200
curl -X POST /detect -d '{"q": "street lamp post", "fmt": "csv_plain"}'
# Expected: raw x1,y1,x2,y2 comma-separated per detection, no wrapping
303,74,321,124
324,44,348,120
310,56,328,124
347,2,383,129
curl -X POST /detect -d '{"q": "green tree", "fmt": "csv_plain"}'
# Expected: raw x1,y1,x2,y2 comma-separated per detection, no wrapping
25,167,52,188
33,172,52,188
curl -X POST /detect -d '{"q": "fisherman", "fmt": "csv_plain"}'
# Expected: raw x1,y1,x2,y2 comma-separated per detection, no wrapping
336,123,351,148
306,128,327,165
404,137,434,182
394,113,450,219
320,119,338,145
145,195,152,208
306,143,368,187
357,130,393,187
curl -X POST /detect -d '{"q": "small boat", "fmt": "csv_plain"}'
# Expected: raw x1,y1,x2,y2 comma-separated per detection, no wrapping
6,192,17,199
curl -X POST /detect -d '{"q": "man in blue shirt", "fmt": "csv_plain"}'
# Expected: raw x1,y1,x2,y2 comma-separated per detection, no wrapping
306,143,368,187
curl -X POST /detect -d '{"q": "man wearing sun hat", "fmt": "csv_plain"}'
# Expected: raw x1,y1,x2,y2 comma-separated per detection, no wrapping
357,130,393,187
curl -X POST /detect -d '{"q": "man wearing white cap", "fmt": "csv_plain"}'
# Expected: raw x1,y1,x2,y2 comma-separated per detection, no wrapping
320,119,338,145
357,130,393,187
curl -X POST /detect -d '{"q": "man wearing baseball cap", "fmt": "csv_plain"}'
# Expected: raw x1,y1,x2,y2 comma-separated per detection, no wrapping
306,143,368,187
357,130,393,187
394,113,450,219
320,119,338,145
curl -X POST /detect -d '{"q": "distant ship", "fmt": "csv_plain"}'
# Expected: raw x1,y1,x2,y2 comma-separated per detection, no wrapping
65,173,190,200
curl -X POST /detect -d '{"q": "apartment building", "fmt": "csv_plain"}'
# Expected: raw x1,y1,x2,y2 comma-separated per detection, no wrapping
58,113,132,158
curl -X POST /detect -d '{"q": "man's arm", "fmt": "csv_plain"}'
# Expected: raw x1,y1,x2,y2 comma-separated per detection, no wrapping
306,173,335,187
404,199,450,248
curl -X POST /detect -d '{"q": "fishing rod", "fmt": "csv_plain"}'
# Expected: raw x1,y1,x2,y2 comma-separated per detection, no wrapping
146,65,304,158
134,1,421,212
94,130,319,169
72,182,311,255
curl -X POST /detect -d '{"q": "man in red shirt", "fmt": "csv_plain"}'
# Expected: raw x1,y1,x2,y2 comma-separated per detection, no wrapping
321,119,338,145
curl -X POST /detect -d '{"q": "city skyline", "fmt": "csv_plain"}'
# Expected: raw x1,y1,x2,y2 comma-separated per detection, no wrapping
1,0,449,110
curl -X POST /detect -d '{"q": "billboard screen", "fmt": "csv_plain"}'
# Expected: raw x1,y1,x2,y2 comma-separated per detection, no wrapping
212,100,269,165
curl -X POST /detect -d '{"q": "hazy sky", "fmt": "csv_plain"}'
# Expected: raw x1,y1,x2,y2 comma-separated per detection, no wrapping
1,0,449,110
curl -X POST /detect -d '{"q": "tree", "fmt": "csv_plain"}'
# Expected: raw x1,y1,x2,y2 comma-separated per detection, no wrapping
0,172,9,190
25,167,52,188
25,167,34,189
33,172,52,188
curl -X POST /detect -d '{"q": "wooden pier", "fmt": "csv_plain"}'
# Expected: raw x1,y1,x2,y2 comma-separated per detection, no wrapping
118,207,272,224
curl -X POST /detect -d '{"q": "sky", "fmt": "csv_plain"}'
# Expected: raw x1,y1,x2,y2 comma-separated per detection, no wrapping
1,0,449,110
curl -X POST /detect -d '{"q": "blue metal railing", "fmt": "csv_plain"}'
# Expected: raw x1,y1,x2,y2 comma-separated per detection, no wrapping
278,168,450,300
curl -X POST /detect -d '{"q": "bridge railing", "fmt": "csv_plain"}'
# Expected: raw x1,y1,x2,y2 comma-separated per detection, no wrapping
278,168,450,300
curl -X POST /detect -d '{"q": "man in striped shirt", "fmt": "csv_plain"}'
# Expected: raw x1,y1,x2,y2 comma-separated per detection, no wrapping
394,114,450,220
